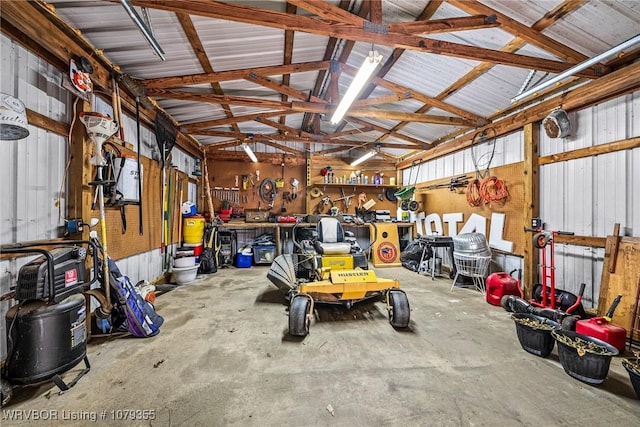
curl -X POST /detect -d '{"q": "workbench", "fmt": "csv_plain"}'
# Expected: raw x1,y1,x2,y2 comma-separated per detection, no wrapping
219,221,415,257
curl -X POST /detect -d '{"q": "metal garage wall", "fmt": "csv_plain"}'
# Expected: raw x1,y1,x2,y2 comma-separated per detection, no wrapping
539,90,640,308
407,131,524,185
403,90,639,309
0,35,71,361
0,35,185,362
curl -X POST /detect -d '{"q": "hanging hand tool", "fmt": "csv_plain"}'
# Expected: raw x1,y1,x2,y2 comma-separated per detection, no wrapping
249,173,256,200
276,155,285,188
242,175,248,191
291,178,299,200
334,188,355,212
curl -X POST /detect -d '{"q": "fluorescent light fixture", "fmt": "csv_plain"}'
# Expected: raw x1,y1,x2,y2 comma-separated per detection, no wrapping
120,0,166,61
512,33,640,103
330,51,383,124
350,150,376,166
242,143,258,163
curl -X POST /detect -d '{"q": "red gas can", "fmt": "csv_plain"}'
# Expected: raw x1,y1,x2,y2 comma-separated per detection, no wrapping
485,272,521,306
575,317,626,353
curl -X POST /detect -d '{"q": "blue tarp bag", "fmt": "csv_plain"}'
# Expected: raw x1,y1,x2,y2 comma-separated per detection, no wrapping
108,258,164,337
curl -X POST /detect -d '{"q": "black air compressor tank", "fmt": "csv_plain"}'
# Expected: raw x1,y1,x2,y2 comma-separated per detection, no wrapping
4,294,87,384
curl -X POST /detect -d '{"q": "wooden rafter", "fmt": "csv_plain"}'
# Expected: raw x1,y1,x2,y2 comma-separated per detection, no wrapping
246,73,325,103
131,0,601,78
289,102,475,126
254,139,306,156
340,63,486,123
383,0,587,150
146,89,474,127
193,129,422,150
256,117,313,139
447,0,601,69
142,60,332,89
176,12,240,133
182,110,291,132
346,117,428,146
389,15,499,35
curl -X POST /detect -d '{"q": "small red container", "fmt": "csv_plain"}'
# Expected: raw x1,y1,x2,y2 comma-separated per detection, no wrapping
576,317,627,353
485,272,521,306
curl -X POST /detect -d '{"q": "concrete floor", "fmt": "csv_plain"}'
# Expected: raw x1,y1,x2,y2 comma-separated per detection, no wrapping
3,265,639,426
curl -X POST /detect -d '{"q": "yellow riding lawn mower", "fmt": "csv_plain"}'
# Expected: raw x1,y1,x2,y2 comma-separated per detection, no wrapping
267,217,410,337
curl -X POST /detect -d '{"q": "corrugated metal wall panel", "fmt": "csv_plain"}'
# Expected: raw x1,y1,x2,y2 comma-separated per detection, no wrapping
539,91,639,302
1,35,175,362
1,36,72,361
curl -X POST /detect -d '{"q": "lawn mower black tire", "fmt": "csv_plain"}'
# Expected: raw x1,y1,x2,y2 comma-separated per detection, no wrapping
388,290,410,329
289,295,311,337
561,315,579,331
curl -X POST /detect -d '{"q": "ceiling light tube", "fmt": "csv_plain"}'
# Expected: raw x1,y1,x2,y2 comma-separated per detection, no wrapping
350,150,377,166
242,143,258,163
512,33,640,103
330,51,383,124
120,0,166,61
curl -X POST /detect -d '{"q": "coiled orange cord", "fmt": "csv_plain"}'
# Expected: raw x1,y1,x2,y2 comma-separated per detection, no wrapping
478,176,509,206
466,179,483,207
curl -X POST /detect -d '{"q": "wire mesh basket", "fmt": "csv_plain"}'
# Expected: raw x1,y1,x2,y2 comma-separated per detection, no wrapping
451,251,491,294
453,252,491,277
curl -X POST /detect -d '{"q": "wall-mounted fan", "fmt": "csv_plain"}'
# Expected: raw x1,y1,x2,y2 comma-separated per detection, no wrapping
542,108,571,138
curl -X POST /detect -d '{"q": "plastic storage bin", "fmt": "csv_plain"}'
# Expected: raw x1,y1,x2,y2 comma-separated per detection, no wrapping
253,245,276,265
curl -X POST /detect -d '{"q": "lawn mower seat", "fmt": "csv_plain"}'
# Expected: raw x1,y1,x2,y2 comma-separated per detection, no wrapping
314,217,352,255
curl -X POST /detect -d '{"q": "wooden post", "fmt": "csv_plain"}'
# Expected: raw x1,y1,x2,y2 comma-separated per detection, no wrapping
523,122,540,299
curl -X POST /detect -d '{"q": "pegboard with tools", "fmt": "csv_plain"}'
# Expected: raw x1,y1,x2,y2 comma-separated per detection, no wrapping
205,159,306,214
212,187,241,206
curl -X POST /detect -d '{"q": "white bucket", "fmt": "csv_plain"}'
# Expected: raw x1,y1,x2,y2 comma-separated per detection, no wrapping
174,256,196,268
171,264,200,285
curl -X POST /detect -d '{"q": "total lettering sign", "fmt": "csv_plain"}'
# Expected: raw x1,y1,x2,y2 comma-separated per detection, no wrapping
415,212,514,253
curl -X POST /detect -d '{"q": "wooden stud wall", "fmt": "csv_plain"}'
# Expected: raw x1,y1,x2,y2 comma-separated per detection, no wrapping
523,123,540,298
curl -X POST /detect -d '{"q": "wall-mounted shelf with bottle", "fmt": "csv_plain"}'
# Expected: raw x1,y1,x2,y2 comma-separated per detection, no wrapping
314,183,398,189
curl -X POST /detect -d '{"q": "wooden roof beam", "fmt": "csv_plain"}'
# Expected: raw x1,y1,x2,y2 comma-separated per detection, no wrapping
389,15,498,35
142,60,331,89
279,2,297,127
383,0,587,139
132,1,601,78
290,102,475,126
447,0,601,69
176,12,240,133
182,110,291,132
